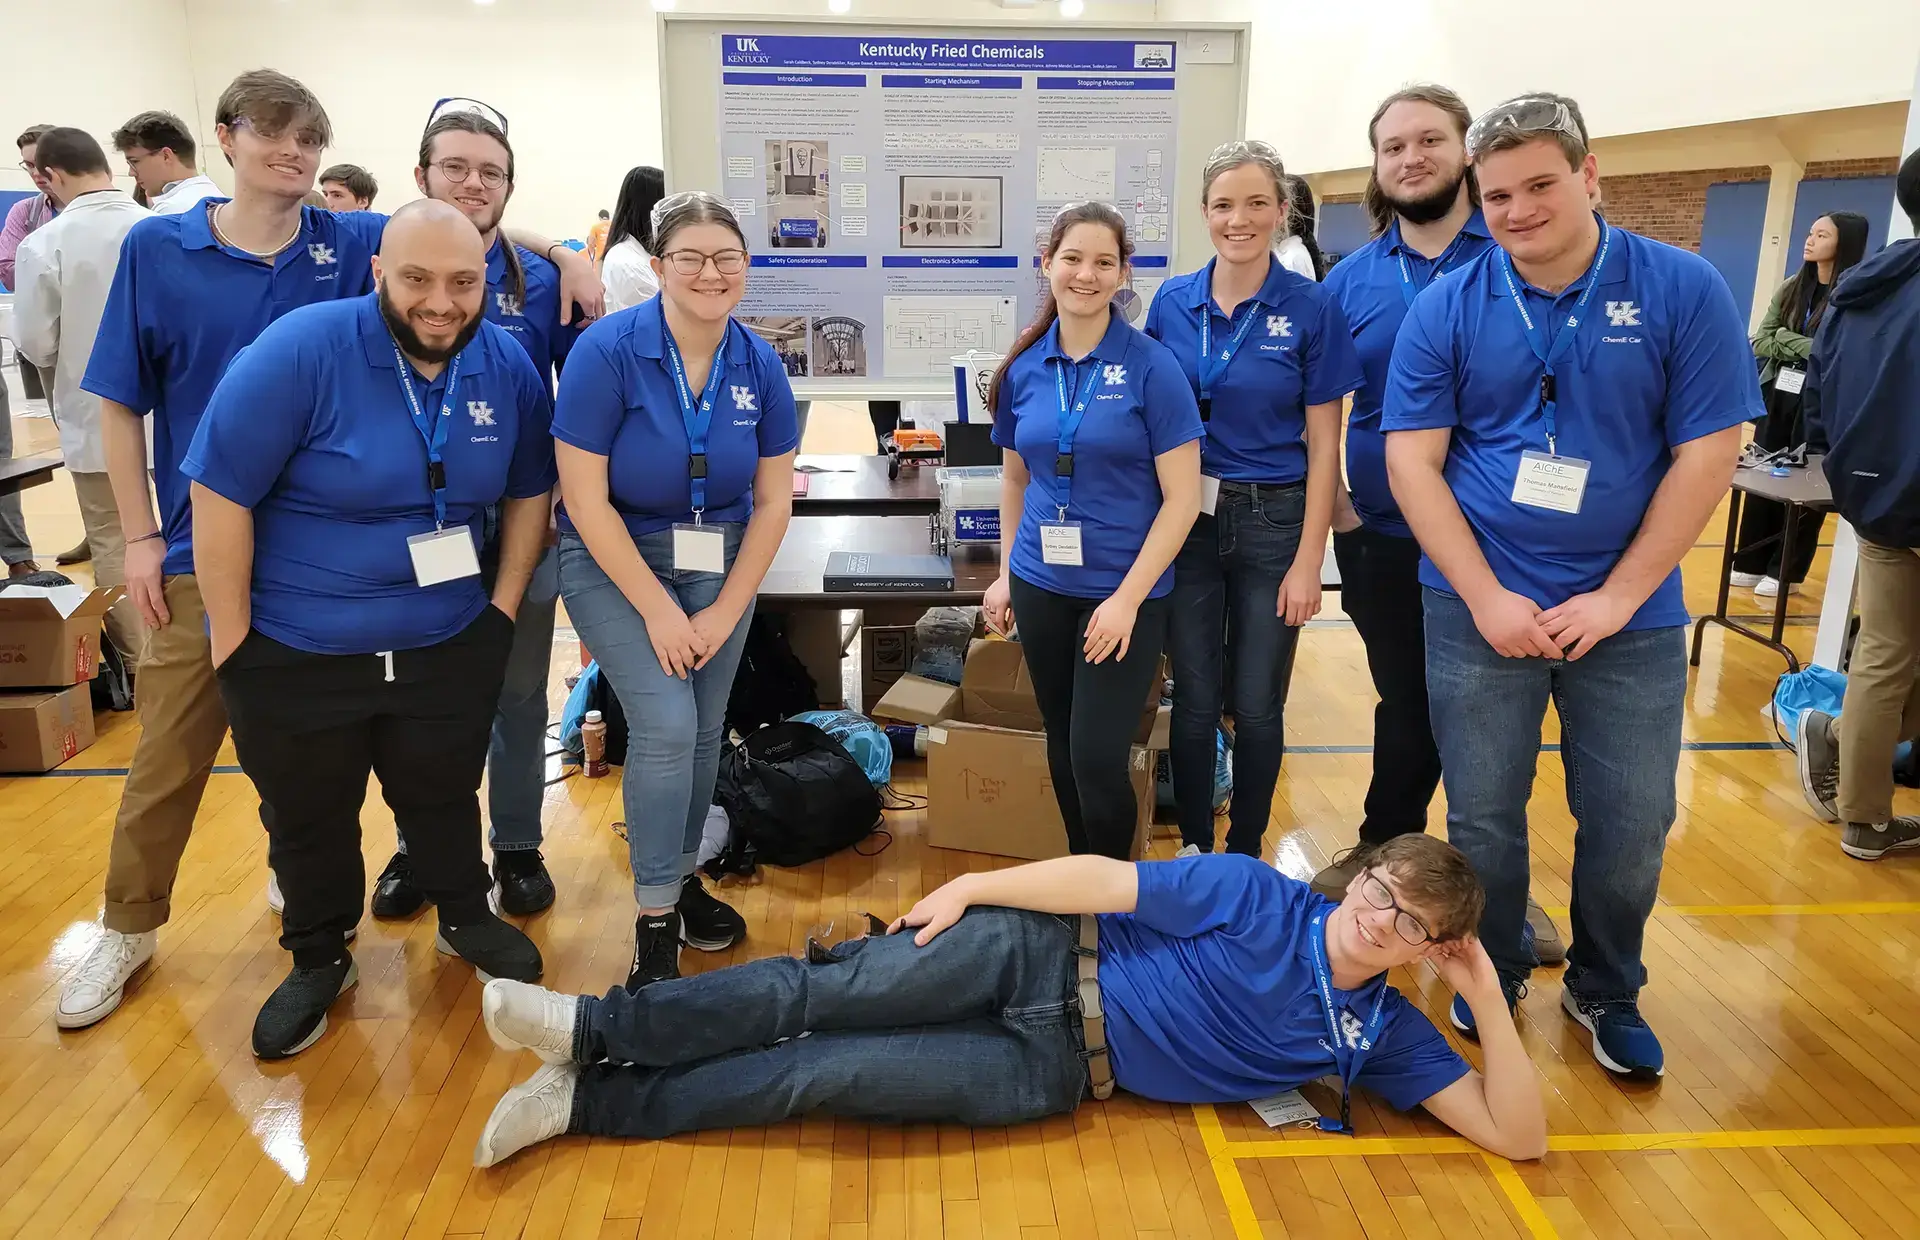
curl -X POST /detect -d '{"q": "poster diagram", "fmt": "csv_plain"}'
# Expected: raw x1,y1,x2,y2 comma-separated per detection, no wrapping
883,295,1018,376
765,139,830,249
900,176,1004,249
1035,148,1116,202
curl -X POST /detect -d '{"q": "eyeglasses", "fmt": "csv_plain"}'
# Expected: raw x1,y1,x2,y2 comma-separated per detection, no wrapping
17,160,35,174
232,117,327,153
1464,96,1583,158
661,248,749,276
429,158,509,190
427,96,509,135
1358,869,1433,945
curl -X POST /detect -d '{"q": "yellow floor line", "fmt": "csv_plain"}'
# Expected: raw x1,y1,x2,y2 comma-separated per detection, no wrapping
1215,1124,1920,1160
1485,1153,1562,1240
1193,1104,1264,1240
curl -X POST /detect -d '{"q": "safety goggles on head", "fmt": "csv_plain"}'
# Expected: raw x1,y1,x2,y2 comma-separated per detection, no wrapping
426,96,510,136
648,189,728,232
1464,96,1582,159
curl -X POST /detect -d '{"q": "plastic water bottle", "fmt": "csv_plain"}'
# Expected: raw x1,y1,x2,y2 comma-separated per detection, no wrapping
582,709,608,778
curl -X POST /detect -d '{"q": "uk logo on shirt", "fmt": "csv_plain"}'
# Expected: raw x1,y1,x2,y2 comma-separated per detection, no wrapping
468,401,496,427
731,385,757,411
307,243,335,265
1102,364,1127,386
495,292,524,318
1266,315,1292,338
1606,301,1642,327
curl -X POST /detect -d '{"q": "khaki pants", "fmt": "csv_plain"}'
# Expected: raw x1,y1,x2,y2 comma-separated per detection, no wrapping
1837,537,1920,825
103,574,234,933
69,471,146,665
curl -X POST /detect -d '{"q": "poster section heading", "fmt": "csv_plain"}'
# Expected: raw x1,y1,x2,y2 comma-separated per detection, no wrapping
722,35,1177,74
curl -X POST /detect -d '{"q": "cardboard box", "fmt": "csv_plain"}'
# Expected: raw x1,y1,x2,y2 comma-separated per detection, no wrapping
871,672,961,725
918,638,1164,861
0,585,118,688
0,683,95,772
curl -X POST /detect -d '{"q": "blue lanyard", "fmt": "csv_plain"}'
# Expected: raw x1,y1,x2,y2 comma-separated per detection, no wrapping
1050,357,1102,519
390,341,462,530
1306,911,1388,1136
1395,226,1478,308
660,302,728,518
1496,220,1612,456
1197,299,1264,419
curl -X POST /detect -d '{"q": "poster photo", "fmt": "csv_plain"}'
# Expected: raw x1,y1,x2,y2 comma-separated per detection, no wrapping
765,139,831,248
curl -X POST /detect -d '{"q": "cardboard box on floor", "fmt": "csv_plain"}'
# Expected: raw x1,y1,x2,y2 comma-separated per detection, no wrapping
913,637,1167,861
0,584,117,688
0,683,95,772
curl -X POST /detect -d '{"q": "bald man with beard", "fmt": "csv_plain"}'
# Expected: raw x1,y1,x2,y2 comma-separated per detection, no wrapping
183,200,558,1059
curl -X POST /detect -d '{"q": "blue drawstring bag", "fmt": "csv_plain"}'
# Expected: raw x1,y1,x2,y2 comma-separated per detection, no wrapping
1770,664,1847,748
791,710,893,787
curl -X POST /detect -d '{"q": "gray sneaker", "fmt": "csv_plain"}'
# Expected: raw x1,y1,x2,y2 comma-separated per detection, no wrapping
1794,709,1840,823
1841,817,1920,861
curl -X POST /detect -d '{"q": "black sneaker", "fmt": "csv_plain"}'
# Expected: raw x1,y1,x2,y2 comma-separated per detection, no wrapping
627,911,683,991
253,956,357,1059
493,850,556,916
436,911,543,982
371,851,427,919
676,875,745,952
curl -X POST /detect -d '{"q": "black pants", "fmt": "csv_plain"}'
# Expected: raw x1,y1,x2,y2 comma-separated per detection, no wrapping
1732,386,1825,583
869,401,901,445
1008,573,1168,859
217,607,515,967
1332,526,1442,844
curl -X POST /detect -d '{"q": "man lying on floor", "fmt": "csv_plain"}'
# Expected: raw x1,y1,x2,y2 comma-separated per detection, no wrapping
472,835,1548,1166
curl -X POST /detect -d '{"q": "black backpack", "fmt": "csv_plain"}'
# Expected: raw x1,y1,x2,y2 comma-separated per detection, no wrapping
725,615,821,736
712,720,884,868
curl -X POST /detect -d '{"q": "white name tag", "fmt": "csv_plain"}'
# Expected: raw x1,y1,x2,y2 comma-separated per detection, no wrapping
1775,366,1806,395
407,525,482,587
673,523,727,574
1199,474,1221,516
1511,450,1590,514
1039,521,1084,567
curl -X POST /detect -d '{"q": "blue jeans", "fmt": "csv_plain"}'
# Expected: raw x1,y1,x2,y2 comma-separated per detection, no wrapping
566,906,1089,1138
1168,482,1307,855
1423,588,1685,1003
487,545,559,851
558,525,753,909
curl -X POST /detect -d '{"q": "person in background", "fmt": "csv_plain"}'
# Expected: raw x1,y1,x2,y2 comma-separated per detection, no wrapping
11,126,150,658
111,111,220,215
186,201,553,1058
1315,84,1565,967
470,837,1546,1168
1734,210,1870,598
601,165,664,314
553,191,797,990
1384,92,1756,1080
365,101,580,920
1,123,58,577
319,162,377,211
1144,141,1361,858
586,207,611,268
1792,151,1920,862
983,202,1203,861
1273,176,1326,281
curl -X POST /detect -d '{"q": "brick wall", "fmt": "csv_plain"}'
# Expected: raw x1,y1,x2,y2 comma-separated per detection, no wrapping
1596,166,1769,252
1804,157,1901,178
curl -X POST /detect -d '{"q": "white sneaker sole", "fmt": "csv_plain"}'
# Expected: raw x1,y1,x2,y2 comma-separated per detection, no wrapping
1793,710,1840,824
1841,833,1920,860
55,953,154,1030
1560,990,1663,1079
261,959,359,1060
481,980,573,1064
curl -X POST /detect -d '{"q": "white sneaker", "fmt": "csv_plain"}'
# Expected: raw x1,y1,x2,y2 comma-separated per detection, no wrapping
482,978,578,1063
1753,576,1800,598
1174,844,1203,859
1729,571,1764,588
474,1062,579,1167
57,928,156,1029
268,871,357,941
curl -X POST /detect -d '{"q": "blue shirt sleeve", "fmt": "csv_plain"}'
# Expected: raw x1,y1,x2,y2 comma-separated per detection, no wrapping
1662,259,1766,446
1129,854,1296,937
1140,348,1204,455
1381,289,1460,432
503,348,557,499
1352,991,1472,1111
79,227,158,413
1303,290,1365,406
755,346,800,456
1142,285,1167,343
179,330,313,508
989,361,1019,450
329,209,388,254
550,324,627,456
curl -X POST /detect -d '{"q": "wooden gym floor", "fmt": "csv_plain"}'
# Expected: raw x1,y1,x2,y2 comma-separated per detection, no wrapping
5,397,1917,1240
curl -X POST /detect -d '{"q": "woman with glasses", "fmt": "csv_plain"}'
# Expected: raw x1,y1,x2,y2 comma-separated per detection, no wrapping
1143,141,1363,859
553,191,798,991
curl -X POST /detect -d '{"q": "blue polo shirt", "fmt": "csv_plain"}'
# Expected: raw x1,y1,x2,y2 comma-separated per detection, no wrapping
1144,256,1362,484
484,236,579,387
81,202,386,576
1383,224,1761,630
551,301,799,538
1324,213,1496,538
1098,854,1470,1109
989,314,1203,600
181,295,556,656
